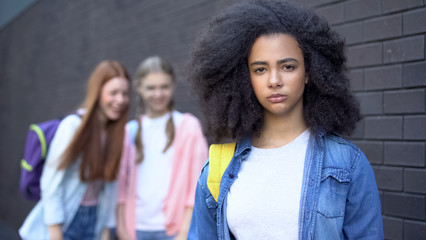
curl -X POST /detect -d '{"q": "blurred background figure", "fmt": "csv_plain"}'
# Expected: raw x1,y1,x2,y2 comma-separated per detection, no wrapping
116,56,208,240
19,60,131,240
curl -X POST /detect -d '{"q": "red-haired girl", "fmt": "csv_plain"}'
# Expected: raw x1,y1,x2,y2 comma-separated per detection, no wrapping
20,60,131,240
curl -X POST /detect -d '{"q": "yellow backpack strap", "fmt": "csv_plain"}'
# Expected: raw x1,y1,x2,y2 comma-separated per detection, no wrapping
207,142,237,202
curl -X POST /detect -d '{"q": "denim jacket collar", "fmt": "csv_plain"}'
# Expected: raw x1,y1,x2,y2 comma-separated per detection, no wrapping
234,136,251,157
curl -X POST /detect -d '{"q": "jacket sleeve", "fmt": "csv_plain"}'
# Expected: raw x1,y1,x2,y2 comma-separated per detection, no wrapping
342,151,384,239
117,126,132,204
185,118,208,207
104,181,118,228
187,163,219,240
40,115,80,226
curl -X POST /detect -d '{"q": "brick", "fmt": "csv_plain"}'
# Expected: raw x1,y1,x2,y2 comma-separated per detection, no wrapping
403,8,426,35
404,220,426,240
403,62,426,87
383,36,425,63
384,141,425,167
347,43,382,68
350,118,364,139
372,166,403,191
383,216,403,240
384,89,425,114
364,65,402,90
404,115,426,140
353,140,383,164
405,168,426,194
364,116,403,139
345,0,381,21
383,192,425,220
355,92,383,115
364,14,402,41
318,0,342,5
334,22,363,45
379,190,384,213
349,69,363,91
383,0,424,14
316,3,344,25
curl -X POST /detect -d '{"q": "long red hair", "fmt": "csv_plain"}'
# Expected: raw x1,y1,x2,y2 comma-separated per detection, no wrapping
58,60,130,182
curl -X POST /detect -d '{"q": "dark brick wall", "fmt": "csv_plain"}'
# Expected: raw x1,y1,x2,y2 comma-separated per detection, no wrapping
0,0,425,239
302,0,426,239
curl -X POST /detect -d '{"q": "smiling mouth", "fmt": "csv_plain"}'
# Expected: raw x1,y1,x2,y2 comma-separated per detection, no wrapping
111,108,122,114
267,94,287,103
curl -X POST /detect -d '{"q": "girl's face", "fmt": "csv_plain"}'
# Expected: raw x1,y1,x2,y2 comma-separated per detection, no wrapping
248,33,307,118
137,72,174,117
98,77,130,121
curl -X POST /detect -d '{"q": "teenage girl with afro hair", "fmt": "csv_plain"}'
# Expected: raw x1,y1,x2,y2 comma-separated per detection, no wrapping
187,1,383,239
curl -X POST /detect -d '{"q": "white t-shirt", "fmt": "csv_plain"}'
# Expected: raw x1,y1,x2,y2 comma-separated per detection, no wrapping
135,111,183,231
227,129,310,240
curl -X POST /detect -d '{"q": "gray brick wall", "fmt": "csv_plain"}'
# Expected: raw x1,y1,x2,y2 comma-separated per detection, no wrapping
308,0,426,238
1,0,425,239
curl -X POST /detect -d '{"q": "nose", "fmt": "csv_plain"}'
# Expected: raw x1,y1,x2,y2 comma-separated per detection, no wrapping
153,88,163,98
117,93,127,105
268,70,283,88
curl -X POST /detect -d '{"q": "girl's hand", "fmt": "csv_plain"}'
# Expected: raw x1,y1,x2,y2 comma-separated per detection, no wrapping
174,231,188,240
48,224,64,240
117,229,134,240
101,228,110,240
116,203,135,240
174,207,192,240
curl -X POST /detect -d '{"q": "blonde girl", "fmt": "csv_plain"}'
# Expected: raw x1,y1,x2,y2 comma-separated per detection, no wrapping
116,56,208,240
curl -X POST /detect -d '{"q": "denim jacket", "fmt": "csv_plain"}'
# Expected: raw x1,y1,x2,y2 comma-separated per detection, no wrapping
188,131,384,240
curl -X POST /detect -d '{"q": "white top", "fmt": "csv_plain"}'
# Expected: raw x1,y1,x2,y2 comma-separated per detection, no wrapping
135,111,183,230
227,129,310,240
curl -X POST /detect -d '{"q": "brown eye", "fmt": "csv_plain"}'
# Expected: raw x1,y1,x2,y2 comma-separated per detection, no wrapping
254,67,266,73
161,84,171,90
283,65,295,71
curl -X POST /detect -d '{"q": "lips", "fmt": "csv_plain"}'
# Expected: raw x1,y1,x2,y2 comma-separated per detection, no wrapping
111,109,121,114
110,107,123,115
267,94,287,103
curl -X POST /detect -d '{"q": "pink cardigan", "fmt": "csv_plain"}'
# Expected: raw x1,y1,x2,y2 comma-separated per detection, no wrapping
117,113,208,237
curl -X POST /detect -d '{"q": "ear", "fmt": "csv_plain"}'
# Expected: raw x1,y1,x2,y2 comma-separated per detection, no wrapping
304,76,308,84
136,82,144,95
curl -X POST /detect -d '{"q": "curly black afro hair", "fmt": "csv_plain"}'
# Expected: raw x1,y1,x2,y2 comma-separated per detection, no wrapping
188,0,361,142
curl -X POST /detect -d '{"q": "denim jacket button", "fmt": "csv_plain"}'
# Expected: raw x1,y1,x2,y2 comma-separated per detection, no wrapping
229,173,234,178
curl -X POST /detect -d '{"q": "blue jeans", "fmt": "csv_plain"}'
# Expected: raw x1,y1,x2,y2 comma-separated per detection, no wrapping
64,205,97,240
136,230,175,240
